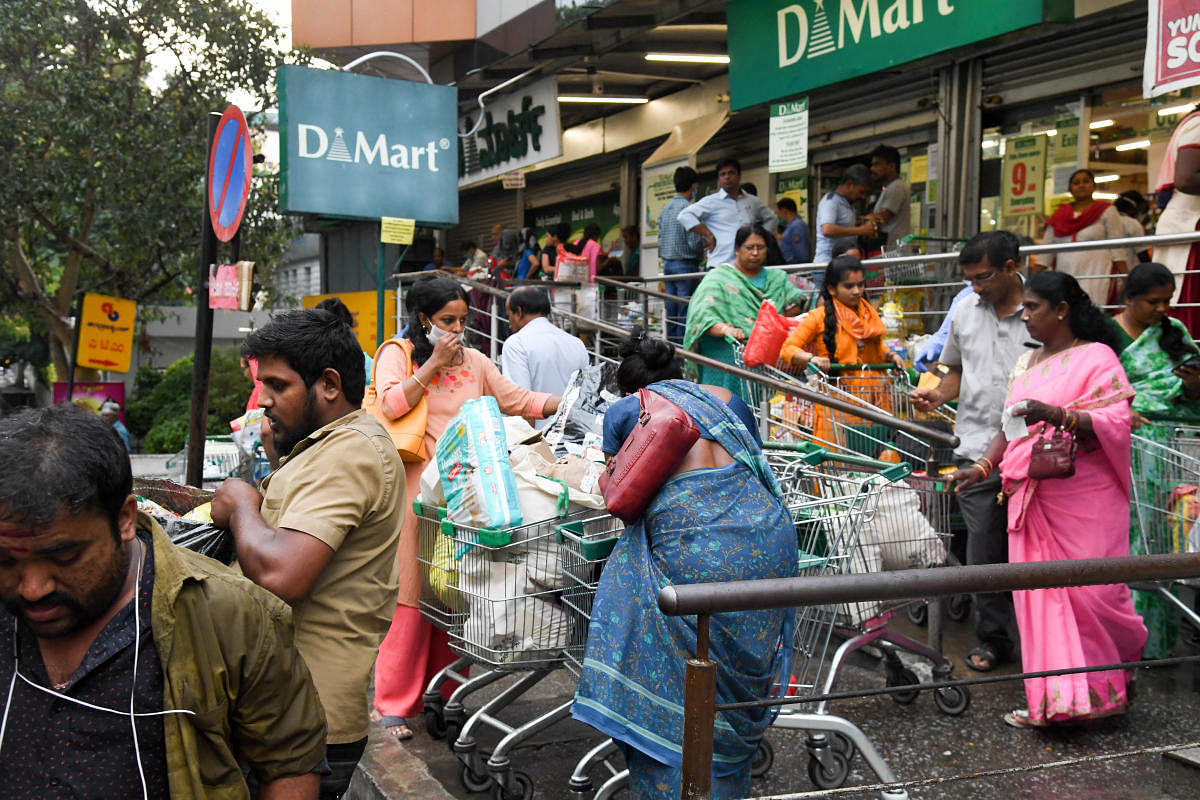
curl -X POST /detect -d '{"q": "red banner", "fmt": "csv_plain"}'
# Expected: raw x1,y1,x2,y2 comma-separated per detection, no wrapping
1145,0,1200,97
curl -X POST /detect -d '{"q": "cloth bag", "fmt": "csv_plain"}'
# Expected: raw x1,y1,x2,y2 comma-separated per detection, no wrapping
598,388,700,523
362,338,428,462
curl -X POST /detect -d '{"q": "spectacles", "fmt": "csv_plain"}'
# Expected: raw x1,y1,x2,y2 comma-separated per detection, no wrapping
967,271,999,286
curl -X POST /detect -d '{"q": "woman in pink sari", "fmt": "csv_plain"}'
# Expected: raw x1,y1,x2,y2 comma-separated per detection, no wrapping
952,271,1146,728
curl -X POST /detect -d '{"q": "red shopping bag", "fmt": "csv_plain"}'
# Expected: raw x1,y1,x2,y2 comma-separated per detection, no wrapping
743,300,799,368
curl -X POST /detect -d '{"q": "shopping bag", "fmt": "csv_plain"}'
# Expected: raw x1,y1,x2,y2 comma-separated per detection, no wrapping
744,299,799,368
437,396,522,529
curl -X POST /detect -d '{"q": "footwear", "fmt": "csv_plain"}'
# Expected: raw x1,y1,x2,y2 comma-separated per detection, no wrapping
964,643,1005,672
373,711,414,741
1003,709,1045,729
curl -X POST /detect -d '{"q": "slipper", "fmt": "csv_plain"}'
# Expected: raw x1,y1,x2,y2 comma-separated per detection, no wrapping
1002,709,1045,729
373,711,414,741
964,644,1003,672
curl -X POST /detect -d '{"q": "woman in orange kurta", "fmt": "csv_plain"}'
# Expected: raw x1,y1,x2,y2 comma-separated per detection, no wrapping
779,255,903,451
371,275,561,739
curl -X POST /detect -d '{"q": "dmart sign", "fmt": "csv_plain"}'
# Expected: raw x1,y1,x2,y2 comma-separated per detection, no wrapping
728,0,1073,110
278,66,458,224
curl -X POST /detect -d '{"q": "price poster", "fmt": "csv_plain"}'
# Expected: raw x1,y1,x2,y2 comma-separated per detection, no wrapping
77,293,137,373
1001,135,1047,217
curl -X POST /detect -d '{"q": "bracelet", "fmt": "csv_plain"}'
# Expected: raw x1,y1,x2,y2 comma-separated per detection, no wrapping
1065,410,1079,433
411,373,429,390
977,457,994,474
1058,406,1068,429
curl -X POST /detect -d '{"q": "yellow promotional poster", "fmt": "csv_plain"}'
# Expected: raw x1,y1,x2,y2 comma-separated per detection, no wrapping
380,217,416,245
303,291,396,354
1000,135,1047,217
77,293,137,372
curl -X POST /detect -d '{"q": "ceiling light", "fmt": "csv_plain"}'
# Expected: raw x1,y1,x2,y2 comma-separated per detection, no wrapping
645,53,730,64
1157,103,1194,117
982,139,998,148
1094,174,1120,183
1089,119,1114,129
1094,192,1119,200
557,95,649,104
1115,139,1151,151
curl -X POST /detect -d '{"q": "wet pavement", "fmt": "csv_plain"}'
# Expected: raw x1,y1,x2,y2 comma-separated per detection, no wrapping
368,607,1200,800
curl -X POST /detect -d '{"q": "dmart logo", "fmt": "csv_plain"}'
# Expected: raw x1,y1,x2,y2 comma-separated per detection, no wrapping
776,0,957,67
296,124,449,171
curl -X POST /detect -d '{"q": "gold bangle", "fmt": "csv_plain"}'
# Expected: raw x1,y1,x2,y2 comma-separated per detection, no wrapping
971,463,989,478
977,457,994,474
411,373,429,390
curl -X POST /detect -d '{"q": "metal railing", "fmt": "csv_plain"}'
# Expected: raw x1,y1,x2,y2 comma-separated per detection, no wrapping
656,551,1200,800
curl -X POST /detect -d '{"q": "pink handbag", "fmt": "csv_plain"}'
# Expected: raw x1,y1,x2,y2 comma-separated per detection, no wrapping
598,389,700,523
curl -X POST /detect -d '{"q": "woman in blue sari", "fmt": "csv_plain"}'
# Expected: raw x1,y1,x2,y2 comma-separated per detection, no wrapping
572,329,797,799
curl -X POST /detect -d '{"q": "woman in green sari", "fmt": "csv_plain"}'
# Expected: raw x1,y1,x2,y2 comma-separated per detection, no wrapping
1111,262,1200,659
683,223,804,400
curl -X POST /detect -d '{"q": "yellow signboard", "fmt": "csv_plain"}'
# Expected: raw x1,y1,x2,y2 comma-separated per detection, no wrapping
303,291,397,356
77,293,137,372
1001,135,1047,217
380,217,415,245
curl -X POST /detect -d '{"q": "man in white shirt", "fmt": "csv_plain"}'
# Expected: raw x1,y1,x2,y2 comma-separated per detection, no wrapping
677,158,777,269
502,287,589,428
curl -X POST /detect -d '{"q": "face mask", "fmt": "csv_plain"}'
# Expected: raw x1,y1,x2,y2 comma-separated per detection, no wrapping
426,322,455,344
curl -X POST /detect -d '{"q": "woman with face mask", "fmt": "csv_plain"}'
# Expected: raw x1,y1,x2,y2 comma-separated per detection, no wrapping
368,275,563,741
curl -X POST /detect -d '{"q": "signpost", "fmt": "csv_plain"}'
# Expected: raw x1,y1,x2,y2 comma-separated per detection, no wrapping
1145,0,1200,97
1001,135,1047,217
768,97,809,173
208,105,254,242
76,293,137,373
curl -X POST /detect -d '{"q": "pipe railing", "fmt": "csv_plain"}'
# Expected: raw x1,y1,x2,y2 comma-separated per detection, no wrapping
656,551,1200,800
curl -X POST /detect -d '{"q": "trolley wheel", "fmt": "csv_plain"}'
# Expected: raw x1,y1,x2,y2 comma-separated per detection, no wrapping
444,718,463,750
887,666,920,704
934,684,971,716
905,602,928,626
828,731,856,761
424,708,447,740
460,764,492,793
492,771,534,800
751,739,774,777
807,749,850,790
947,593,971,622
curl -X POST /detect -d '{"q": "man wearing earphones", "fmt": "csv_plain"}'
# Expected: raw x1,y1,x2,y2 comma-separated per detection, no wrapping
212,308,404,800
0,405,328,799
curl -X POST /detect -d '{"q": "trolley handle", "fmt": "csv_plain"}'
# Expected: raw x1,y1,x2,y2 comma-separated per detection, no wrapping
761,441,912,481
806,362,900,375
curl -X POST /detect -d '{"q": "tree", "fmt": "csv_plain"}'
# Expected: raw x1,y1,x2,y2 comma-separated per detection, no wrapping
0,0,301,379
128,346,251,452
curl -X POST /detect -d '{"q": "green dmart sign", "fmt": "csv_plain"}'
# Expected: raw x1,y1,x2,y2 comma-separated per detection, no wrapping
728,0,1073,110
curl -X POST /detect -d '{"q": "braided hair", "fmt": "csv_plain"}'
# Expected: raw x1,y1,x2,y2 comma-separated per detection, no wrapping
615,326,683,395
1025,271,1121,352
404,274,469,365
1125,262,1197,362
819,255,866,362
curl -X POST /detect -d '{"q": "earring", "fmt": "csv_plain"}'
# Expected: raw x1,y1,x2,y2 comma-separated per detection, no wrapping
1058,315,1064,320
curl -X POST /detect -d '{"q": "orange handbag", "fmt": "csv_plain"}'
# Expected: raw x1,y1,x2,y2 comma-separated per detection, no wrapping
362,338,428,462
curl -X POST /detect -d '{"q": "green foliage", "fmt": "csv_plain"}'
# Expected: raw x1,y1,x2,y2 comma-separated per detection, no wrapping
0,0,304,375
129,346,251,452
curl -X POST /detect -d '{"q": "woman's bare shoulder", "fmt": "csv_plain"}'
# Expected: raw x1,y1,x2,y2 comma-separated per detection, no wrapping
700,384,733,403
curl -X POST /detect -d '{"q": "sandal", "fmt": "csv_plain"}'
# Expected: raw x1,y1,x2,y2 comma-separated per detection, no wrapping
964,643,1004,673
372,711,414,741
1002,709,1046,729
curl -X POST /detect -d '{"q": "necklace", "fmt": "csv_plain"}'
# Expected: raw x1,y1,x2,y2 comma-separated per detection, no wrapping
1034,337,1079,366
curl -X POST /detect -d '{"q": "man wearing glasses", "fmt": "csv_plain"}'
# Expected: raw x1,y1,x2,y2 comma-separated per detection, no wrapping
911,230,1036,675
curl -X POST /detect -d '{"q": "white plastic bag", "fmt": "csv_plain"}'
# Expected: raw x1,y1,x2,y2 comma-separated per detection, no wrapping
862,480,948,570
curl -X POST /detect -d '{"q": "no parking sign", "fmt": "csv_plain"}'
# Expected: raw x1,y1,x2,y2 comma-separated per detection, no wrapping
208,105,253,242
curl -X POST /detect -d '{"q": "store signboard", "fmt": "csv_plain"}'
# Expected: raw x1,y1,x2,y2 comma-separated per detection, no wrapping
530,193,621,251
77,293,137,372
1001,135,1047,218
459,77,562,188
728,0,1073,110
769,97,809,173
278,66,458,224
642,157,691,243
1145,0,1200,97
302,291,396,354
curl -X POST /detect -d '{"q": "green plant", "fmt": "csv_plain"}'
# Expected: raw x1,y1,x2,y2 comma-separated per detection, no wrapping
130,347,251,452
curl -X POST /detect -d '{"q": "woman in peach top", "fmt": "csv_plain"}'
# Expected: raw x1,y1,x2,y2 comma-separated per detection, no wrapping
371,275,562,740
779,255,903,451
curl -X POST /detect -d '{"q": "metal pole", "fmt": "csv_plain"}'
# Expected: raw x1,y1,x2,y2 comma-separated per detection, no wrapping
65,307,82,402
186,111,222,487
377,239,386,348
680,613,715,800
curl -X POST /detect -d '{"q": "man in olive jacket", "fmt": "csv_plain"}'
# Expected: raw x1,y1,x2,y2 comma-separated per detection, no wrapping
0,405,327,799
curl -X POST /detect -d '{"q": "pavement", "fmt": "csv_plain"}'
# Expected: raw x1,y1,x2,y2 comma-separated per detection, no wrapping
353,609,1200,800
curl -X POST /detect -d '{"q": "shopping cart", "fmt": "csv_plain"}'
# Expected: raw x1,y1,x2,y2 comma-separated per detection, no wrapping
1129,423,1200,635
762,442,970,797
416,500,600,798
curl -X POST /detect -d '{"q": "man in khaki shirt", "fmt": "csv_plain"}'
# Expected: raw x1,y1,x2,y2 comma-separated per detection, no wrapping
213,309,403,800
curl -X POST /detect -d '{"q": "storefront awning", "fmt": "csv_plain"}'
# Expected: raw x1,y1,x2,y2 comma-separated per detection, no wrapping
643,110,729,168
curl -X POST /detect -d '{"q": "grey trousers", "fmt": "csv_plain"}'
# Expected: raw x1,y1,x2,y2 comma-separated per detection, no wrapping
955,461,1014,657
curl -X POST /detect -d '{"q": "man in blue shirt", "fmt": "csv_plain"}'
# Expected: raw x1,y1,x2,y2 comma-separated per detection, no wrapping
677,158,777,270
775,197,811,264
813,165,875,290
99,401,131,450
656,166,706,343
503,287,589,429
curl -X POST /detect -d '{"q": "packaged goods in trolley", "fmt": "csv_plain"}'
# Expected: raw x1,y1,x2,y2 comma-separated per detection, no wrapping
758,443,970,797
1130,422,1200,633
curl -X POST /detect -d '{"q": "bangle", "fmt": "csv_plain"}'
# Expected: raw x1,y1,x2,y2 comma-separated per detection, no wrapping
971,463,989,478
411,373,429,390
977,457,994,474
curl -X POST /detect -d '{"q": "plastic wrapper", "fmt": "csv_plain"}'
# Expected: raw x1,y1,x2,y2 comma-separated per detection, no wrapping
541,363,619,459
437,396,522,529
155,515,235,565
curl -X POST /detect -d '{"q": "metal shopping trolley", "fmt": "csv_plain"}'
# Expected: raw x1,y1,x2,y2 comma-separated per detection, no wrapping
763,442,970,797
1129,423,1200,635
416,500,600,799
